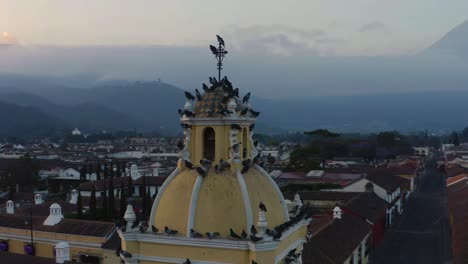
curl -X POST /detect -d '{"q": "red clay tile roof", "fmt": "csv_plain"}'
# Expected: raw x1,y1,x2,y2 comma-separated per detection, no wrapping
78,176,167,191
445,165,468,178
447,180,468,264
447,174,468,187
283,191,360,203
344,192,387,223
0,213,115,237
302,215,371,264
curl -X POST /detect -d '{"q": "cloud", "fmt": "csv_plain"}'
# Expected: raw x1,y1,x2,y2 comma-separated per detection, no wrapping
222,25,344,56
359,21,389,34
0,32,19,46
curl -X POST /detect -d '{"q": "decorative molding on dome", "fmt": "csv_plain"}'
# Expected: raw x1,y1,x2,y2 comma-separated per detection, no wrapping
187,175,203,237
274,238,307,264
254,165,290,221
180,117,255,126
134,254,230,264
0,233,103,250
236,169,254,235
123,232,282,252
149,168,179,225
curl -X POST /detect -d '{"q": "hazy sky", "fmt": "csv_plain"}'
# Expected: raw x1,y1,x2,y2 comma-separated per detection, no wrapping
1,0,467,55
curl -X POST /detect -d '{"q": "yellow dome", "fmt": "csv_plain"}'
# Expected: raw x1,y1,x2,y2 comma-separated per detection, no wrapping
150,164,289,237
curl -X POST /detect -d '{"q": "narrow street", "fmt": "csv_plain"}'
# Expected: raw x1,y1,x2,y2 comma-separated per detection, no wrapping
370,154,452,264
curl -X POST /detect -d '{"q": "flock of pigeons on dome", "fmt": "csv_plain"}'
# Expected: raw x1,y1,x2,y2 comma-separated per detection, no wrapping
116,199,308,264
179,76,260,119
182,152,264,178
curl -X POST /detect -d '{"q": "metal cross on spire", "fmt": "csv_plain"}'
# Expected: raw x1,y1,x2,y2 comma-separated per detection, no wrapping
209,35,228,81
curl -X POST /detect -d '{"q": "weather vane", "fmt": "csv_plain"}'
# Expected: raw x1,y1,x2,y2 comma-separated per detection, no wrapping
209,35,228,81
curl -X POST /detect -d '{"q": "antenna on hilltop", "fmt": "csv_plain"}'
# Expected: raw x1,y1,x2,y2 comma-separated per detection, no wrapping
209,35,228,80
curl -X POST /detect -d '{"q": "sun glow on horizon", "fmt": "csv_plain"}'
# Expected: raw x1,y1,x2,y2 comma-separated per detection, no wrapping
2,32,9,38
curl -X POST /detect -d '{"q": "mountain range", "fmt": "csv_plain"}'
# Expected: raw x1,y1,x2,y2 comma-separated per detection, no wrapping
1,20,468,137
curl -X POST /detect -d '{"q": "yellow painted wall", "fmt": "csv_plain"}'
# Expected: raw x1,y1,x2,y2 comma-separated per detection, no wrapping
243,169,287,228
153,169,198,235
0,227,115,263
189,124,252,165
194,169,247,236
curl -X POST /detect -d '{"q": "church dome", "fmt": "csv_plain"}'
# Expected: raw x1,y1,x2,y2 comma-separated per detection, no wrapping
193,86,228,117
150,165,289,237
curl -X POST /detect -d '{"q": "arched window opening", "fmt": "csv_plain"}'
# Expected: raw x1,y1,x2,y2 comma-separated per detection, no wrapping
203,127,216,160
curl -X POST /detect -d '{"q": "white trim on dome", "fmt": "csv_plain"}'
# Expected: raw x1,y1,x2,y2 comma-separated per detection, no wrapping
254,165,290,221
187,175,204,237
181,117,255,126
149,168,179,225
236,169,254,235
274,238,307,264
134,254,231,264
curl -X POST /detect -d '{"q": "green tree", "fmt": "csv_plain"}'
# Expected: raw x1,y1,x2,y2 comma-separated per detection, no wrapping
95,163,102,181
89,185,97,219
120,182,127,217
108,173,115,219
77,191,83,219
102,181,108,218
305,129,340,138
452,131,460,146
103,163,109,179
79,165,87,182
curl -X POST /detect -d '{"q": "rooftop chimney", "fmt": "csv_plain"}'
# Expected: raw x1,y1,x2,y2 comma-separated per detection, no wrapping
43,203,63,226
35,193,44,205
333,206,342,219
55,242,70,263
69,189,79,204
6,200,14,214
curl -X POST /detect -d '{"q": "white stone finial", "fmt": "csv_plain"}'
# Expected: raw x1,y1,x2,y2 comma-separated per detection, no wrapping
294,193,303,208
69,189,78,204
333,206,342,219
256,211,268,237
130,164,140,180
227,99,237,116
184,100,193,111
55,242,70,263
6,200,14,214
44,203,64,226
124,204,137,231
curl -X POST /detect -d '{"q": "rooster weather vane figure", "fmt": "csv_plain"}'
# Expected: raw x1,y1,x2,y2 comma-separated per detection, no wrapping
209,35,228,81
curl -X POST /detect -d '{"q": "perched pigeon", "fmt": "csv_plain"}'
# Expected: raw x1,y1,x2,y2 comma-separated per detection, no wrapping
241,165,250,174
250,235,263,242
205,232,221,239
184,160,194,169
242,92,251,104
241,230,248,240
195,89,202,101
230,228,242,239
196,167,207,177
259,202,267,212
250,225,258,236
185,91,195,101
165,226,178,235
151,225,159,234
190,229,203,238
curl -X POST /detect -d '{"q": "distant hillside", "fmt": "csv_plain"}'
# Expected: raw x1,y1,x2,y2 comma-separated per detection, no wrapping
0,93,149,133
0,79,185,134
424,20,468,57
0,100,65,137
